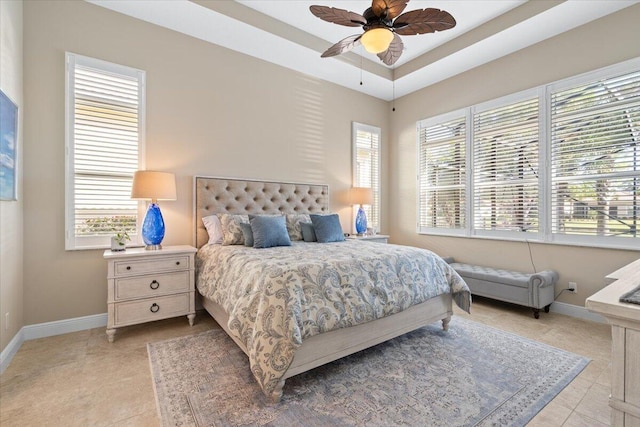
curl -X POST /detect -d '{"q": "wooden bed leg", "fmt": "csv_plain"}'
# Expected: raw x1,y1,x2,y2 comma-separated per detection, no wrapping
269,379,286,403
442,316,451,331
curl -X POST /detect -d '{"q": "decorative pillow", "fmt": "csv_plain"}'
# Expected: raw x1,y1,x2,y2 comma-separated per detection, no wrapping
249,214,292,249
240,223,254,247
202,214,223,245
285,213,311,241
310,214,345,243
217,213,249,245
300,222,317,242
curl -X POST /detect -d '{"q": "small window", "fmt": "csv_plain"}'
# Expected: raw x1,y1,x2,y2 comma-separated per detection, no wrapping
417,113,466,233
65,53,145,250
352,122,381,232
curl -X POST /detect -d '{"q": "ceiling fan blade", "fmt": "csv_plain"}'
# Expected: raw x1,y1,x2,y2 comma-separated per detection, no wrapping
310,5,366,27
321,34,362,58
393,8,456,35
377,33,403,66
371,0,409,20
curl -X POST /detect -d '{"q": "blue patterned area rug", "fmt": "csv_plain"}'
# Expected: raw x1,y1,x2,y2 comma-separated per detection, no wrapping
147,317,589,427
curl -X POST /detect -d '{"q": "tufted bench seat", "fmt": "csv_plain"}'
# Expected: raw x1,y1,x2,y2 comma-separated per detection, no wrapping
446,259,558,318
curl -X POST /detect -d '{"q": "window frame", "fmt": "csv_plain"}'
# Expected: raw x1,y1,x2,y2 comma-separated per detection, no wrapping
65,52,146,250
352,122,381,233
416,57,640,250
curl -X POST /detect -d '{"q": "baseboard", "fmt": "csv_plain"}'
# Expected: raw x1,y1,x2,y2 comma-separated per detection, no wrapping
0,328,25,375
23,313,108,341
549,301,607,324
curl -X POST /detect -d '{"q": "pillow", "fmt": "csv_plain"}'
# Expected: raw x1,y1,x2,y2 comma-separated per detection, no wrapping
202,214,223,245
310,214,345,243
300,222,317,242
285,213,311,241
240,223,254,247
249,214,292,249
217,213,249,245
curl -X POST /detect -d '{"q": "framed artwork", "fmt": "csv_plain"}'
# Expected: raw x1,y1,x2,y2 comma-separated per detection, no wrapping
0,89,18,201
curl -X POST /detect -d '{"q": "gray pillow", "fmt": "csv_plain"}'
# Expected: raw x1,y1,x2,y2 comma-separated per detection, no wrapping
310,214,345,243
240,223,254,247
249,215,292,249
300,222,317,242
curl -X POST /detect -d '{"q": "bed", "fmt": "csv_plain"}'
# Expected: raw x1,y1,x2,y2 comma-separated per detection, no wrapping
193,176,470,401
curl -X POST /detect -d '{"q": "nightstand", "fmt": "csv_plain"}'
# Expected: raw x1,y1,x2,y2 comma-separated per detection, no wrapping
103,245,197,342
347,234,390,244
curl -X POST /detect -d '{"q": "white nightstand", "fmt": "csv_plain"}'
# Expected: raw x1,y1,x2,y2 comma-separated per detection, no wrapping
346,234,390,244
103,245,197,342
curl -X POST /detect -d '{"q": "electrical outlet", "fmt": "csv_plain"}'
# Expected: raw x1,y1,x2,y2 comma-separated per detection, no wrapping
568,282,577,294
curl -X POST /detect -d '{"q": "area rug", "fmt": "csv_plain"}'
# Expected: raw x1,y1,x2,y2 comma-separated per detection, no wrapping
147,317,589,427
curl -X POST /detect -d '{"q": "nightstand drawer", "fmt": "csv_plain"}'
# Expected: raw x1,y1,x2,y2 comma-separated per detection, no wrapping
113,293,191,326
114,255,190,277
114,271,190,301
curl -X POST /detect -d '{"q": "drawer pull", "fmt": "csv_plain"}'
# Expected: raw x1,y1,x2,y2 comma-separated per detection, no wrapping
150,280,160,290
126,266,131,270
150,303,160,313
176,261,181,266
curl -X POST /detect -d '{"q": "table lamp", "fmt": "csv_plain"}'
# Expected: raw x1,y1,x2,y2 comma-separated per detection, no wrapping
131,171,177,250
351,187,373,236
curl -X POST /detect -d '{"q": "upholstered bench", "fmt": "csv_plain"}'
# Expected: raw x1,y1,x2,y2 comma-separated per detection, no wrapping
445,259,558,318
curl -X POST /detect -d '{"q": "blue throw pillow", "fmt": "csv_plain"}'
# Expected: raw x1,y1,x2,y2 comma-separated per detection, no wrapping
249,215,292,249
300,222,317,242
239,222,254,247
310,214,345,243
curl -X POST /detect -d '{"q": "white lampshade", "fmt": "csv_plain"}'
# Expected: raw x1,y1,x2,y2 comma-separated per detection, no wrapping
360,28,394,54
351,187,374,205
131,171,177,202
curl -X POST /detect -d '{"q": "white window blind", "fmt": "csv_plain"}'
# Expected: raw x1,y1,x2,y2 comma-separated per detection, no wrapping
65,53,145,250
352,122,381,232
551,69,640,242
418,115,466,232
473,98,539,235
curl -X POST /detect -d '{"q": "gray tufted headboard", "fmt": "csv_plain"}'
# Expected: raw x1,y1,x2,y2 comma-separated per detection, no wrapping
194,176,330,248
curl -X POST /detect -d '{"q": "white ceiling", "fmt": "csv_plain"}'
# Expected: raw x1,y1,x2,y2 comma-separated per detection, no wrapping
88,0,639,101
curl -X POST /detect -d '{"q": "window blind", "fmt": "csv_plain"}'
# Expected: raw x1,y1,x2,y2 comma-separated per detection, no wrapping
551,70,640,239
353,123,381,231
66,54,144,249
418,116,466,231
473,98,539,234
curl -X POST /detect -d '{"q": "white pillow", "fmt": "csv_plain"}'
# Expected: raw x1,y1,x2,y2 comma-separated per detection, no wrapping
202,215,223,245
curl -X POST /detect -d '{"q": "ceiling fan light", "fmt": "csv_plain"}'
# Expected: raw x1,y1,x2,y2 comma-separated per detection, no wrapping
360,28,394,54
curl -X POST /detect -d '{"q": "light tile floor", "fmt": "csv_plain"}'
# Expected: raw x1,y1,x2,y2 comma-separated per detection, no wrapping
0,297,612,426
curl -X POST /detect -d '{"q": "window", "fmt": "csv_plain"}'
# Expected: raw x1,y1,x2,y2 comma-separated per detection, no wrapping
417,113,466,233
473,97,539,237
417,58,639,249
65,53,145,250
352,122,381,232
551,70,640,243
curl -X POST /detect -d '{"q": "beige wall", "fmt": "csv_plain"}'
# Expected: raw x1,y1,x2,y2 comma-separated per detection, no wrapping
0,0,24,353
22,1,388,325
389,5,640,307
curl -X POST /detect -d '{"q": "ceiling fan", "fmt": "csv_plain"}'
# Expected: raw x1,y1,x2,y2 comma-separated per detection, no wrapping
310,0,456,66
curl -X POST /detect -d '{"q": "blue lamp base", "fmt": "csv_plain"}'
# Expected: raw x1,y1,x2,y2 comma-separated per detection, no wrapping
355,205,367,236
142,203,165,250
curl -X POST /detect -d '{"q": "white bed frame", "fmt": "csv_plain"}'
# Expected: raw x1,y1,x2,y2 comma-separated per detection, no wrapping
193,176,453,398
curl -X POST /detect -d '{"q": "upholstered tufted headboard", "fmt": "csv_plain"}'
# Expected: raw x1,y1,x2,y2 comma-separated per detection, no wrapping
194,176,330,248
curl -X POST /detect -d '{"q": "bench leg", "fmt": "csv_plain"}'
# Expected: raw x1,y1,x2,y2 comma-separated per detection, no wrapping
533,308,540,319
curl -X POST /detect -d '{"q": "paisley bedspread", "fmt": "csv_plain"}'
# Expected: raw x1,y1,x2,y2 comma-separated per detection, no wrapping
196,240,470,399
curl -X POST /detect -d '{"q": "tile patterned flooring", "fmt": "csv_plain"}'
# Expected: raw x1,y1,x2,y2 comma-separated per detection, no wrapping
0,297,612,426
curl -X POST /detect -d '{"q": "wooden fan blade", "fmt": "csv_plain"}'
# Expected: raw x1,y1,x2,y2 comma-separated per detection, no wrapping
310,5,366,27
371,0,409,20
393,8,456,35
321,34,362,58
377,33,403,66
